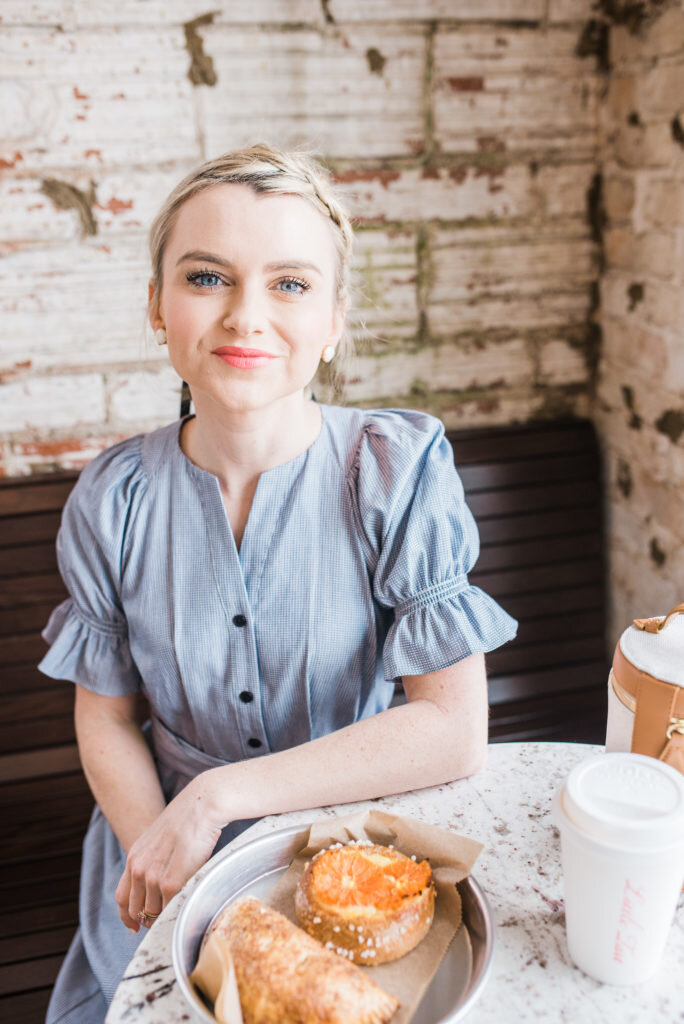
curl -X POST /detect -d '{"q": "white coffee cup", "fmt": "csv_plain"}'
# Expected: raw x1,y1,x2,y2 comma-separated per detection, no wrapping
553,752,684,985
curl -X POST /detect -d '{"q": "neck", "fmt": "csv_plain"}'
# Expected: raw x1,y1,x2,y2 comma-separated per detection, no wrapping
180,391,322,493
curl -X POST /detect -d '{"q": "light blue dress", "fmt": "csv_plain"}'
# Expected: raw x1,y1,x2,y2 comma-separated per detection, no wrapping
38,403,517,1023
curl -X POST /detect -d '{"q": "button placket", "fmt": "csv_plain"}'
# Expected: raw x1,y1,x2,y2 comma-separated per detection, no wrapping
236,463,304,757
228,607,267,756
192,470,269,758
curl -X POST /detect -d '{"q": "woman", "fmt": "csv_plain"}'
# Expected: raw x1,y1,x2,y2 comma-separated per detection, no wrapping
39,144,517,1023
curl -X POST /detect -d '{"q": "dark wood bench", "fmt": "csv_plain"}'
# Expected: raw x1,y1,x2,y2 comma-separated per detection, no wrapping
1,472,89,1023
0,416,607,1022
450,418,607,743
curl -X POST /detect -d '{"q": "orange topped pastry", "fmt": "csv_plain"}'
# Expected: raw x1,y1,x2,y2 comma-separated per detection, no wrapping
295,842,435,965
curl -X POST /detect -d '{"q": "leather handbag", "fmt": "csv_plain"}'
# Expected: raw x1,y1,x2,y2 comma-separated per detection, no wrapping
605,603,684,774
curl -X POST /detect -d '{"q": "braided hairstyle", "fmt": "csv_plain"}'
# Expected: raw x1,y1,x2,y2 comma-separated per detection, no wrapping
148,144,354,370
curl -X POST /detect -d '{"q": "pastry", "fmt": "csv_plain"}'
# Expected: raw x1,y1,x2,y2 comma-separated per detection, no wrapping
295,841,435,965
195,895,399,1024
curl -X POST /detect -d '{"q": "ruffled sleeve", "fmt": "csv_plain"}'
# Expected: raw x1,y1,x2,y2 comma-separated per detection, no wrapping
38,437,147,696
349,410,518,680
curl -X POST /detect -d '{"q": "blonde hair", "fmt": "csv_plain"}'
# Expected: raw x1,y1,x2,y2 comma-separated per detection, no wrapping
148,144,354,371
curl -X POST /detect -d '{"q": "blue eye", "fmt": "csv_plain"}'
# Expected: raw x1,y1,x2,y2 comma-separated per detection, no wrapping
186,270,222,289
278,277,310,294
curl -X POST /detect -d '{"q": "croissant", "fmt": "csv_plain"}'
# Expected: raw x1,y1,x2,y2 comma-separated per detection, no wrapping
199,896,399,1024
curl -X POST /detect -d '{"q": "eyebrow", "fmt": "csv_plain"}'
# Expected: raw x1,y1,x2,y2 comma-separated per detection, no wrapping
176,250,322,275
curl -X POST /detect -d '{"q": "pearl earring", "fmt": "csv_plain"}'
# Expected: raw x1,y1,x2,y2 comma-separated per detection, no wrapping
321,345,335,364
155,328,167,347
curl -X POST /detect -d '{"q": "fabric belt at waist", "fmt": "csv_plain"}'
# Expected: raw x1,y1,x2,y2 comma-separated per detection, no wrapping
150,714,232,783
148,715,260,850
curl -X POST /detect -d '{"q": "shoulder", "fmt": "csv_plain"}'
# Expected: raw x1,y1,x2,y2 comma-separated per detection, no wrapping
60,420,178,549
358,408,445,460
322,405,446,475
67,432,146,521
337,407,456,547
346,407,450,490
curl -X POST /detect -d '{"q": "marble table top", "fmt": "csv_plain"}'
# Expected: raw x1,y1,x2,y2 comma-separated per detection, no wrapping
106,742,684,1023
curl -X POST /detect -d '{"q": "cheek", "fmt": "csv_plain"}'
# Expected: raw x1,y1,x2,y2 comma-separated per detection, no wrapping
289,295,336,335
164,292,212,337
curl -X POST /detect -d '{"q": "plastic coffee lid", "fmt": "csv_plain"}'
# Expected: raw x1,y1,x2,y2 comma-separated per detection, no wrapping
561,752,684,850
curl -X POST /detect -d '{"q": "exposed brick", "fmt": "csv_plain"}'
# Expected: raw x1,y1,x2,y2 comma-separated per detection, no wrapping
0,178,81,243
600,316,670,385
603,175,636,221
0,26,200,171
601,270,684,332
7,434,128,475
0,241,162,371
604,226,676,279
0,374,105,432
641,179,684,230
536,164,600,218
349,230,419,342
431,228,595,296
322,0,545,18
342,337,533,408
613,121,677,169
537,339,590,386
429,227,595,336
429,288,592,337
342,165,540,224
640,62,684,117
548,0,597,21
434,27,601,155
612,10,684,67
108,368,183,423
198,25,425,160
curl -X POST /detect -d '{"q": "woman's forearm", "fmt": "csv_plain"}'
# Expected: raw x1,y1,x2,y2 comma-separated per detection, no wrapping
74,686,166,853
111,655,487,926
208,654,488,827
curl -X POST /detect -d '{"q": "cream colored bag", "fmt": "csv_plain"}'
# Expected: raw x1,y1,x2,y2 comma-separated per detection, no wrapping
606,603,684,774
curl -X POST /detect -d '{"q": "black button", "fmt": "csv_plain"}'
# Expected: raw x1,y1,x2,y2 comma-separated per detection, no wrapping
247,737,262,748
239,691,254,704
232,614,247,627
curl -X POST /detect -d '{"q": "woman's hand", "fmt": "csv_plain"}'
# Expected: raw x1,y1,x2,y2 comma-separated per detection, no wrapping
115,769,226,932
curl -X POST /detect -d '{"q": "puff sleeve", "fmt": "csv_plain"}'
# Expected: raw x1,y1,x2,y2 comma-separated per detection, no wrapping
38,438,147,696
350,410,518,680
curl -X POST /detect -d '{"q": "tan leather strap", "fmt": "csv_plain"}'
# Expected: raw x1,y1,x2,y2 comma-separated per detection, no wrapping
658,733,684,774
612,643,684,763
613,643,684,714
633,602,684,633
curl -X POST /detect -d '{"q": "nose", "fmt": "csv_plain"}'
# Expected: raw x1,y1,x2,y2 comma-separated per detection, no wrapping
222,282,265,338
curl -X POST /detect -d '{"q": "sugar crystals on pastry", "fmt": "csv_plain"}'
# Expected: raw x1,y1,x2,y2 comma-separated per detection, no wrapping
295,841,435,965
196,896,399,1024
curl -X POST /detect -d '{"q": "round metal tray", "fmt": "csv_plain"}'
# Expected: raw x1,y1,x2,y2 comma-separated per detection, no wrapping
173,824,495,1023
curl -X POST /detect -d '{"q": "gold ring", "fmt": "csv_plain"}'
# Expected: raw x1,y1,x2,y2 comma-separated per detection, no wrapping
137,910,160,926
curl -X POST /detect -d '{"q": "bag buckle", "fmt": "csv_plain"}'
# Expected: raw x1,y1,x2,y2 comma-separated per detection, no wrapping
666,718,684,740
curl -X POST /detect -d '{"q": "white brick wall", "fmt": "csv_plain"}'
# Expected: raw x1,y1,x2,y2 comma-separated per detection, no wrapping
0,1,602,475
596,1,684,645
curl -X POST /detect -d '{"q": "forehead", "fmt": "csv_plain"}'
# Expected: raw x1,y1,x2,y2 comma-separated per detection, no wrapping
165,183,336,269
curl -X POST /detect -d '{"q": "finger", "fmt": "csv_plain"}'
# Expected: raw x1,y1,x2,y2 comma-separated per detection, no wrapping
115,867,139,933
141,879,164,926
128,867,148,929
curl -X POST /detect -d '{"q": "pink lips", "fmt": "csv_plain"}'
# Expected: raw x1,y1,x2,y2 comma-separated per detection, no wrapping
212,346,277,369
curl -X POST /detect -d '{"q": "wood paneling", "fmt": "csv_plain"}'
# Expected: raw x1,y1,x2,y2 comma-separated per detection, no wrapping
446,419,607,745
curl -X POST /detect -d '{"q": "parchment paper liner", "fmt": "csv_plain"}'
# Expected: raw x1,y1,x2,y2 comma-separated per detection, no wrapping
195,808,483,1024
